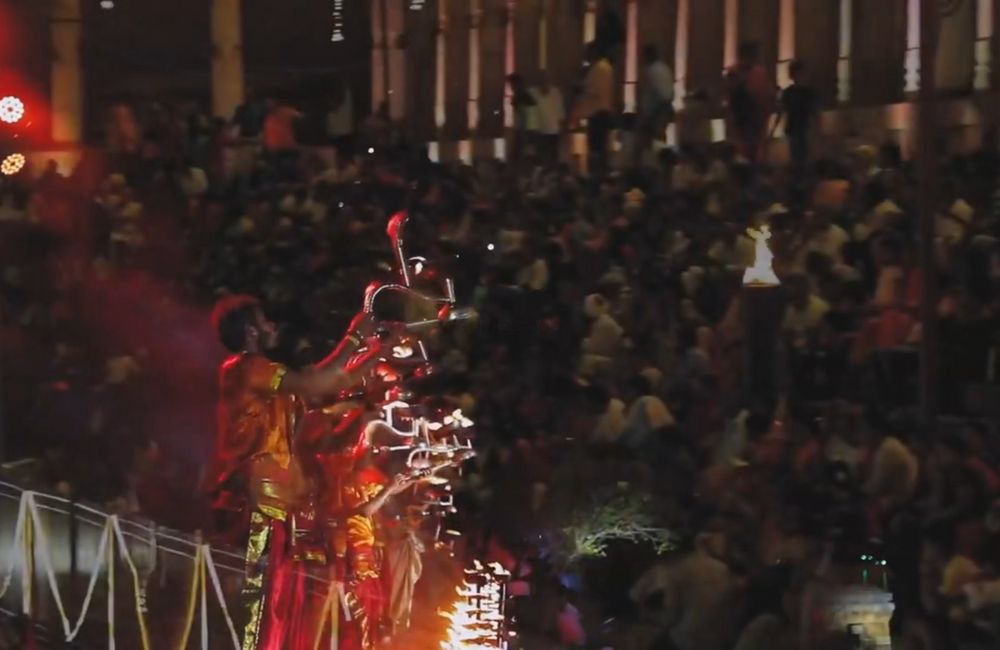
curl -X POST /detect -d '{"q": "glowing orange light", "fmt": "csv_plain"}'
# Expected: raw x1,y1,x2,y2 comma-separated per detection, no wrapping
742,225,780,287
0,96,25,124
439,562,509,649
1,153,25,176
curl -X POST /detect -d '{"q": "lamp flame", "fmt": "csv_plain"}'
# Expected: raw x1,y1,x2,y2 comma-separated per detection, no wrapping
742,226,780,287
439,562,509,649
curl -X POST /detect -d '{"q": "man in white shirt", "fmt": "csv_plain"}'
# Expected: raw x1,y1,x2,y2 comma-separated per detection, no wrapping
531,72,565,164
636,44,674,164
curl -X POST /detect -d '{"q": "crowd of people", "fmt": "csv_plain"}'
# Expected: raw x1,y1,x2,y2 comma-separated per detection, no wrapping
2,34,1000,649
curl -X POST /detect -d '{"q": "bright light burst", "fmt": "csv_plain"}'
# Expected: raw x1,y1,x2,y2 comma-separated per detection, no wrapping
1,153,26,176
0,96,25,124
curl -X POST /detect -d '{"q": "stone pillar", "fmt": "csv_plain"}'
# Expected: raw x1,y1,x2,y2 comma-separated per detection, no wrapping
904,0,920,94
538,0,548,71
505,0,516,128
211,0,244,120
50,0,83,143
624,0,638,112
673,0,689,111
777,0,795,86
584,0,597,44
837,0,852,102
436,0,447,130
468,0,481,132
724,0,739,69
976,0,994,90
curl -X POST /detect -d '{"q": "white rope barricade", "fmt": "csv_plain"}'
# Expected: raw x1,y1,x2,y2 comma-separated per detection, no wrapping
0,481,337,649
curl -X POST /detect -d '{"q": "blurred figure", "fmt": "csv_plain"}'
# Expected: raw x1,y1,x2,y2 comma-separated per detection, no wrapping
726,43,774,162
774,59,817,171
326,79,355,162
531,72,566,165
507,73,537,165
635,44,674,165
575,42,615,176
233,87,268,139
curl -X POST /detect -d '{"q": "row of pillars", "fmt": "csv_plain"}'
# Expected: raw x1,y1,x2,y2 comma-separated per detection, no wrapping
41,0,1000,146
369,0,997,141
46,0,245,146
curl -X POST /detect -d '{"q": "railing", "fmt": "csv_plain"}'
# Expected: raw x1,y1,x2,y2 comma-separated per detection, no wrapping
0,481,346,649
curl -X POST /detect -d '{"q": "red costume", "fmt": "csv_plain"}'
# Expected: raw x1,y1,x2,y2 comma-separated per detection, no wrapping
212,353,308,650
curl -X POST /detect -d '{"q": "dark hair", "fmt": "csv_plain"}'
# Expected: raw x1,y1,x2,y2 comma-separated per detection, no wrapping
211,295,262,353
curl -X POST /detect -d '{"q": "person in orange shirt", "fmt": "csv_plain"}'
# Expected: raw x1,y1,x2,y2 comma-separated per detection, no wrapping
209,294,386,650
263,102,303,153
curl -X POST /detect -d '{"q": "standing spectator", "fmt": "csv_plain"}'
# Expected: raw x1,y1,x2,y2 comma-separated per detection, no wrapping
635,44,674,165
507,74,537,164
726,43,775,163
326,79,355,163
531,72,565,165
575,43,615,177
774,60,817,171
